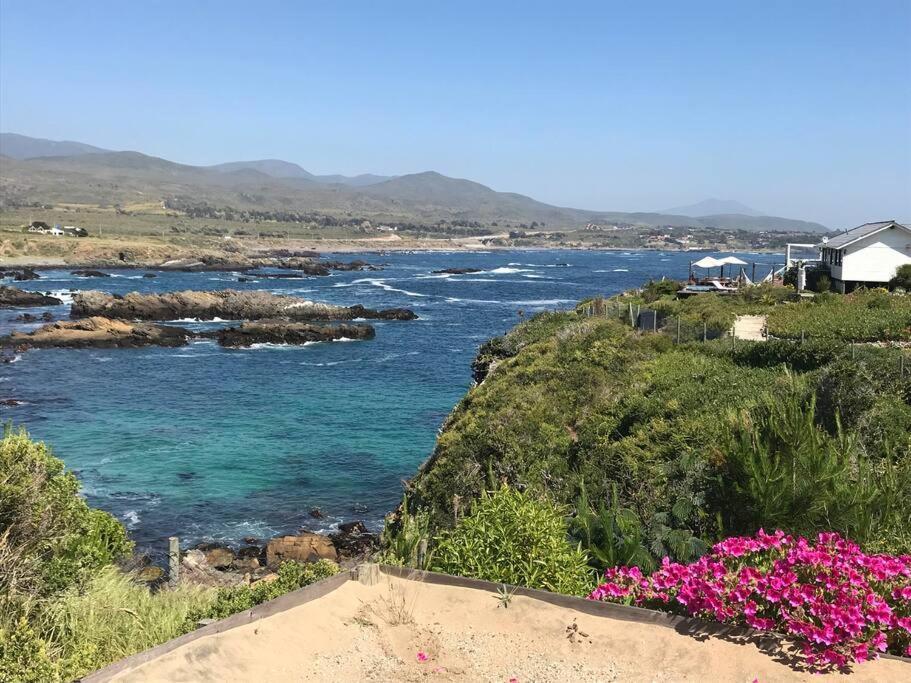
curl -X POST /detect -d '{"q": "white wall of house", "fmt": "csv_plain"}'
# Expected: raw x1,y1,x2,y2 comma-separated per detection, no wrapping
831,227,911,283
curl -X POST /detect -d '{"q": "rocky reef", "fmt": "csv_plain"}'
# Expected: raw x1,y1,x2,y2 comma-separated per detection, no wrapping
0,268,41,281
71,289,417,321
212,321,375,347
432,267,482,274
0,286,63,308
2,317,190,349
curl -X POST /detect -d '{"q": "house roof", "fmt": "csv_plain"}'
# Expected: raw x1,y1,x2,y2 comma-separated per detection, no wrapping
819,221,911,249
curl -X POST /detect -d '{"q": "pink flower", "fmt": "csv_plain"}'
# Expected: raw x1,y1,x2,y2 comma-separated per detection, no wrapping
416,651,428,662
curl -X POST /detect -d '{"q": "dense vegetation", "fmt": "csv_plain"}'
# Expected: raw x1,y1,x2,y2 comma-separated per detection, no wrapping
0,428,338,682
390,284,911,581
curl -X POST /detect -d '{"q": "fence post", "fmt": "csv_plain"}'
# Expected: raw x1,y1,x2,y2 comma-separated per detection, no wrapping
800,330,805,344
417,538,428,569
652,311,657,333
676,316,681,344
168,536,180,587
702,322,707,343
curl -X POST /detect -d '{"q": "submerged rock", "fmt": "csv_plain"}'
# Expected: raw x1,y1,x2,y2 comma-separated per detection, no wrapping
212,321,375,347
0,286,62,308
1,317,190,349
71,289,417,322
432,267,482,275
71,269,110,277
14,311,54,323
266,533,338,567
142,272,158,278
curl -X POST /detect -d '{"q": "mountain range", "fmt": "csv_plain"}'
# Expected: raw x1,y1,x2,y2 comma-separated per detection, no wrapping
0,133,829,232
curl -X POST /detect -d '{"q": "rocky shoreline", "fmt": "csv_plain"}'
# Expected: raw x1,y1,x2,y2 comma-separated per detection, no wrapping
139,523,379,588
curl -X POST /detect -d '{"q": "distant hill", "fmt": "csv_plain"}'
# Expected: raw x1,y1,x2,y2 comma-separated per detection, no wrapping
661,198,763,217
0,132,110,159
0,133,828,232
208,159,392,187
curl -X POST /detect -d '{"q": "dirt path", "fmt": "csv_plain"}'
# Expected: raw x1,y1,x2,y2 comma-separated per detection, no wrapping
733,314,767,341
102,574,906,683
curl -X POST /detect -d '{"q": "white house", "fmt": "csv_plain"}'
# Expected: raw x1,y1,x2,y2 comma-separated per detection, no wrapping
48,226,64,237
818,221,911,292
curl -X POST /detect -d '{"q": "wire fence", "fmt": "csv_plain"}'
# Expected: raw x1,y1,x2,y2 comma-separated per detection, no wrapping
579,298,911,375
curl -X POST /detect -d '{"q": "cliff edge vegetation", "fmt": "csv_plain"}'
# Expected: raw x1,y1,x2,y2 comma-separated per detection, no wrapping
391,283,911,574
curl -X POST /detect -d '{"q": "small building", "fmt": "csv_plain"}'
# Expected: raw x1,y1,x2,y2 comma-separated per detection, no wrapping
25,221,52,234
818,221,911,292
48,225,64,237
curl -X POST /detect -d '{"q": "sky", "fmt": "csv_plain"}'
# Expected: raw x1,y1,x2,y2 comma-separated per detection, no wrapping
1,0,909,228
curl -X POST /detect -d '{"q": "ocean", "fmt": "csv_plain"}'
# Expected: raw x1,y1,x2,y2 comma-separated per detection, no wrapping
0,249,780,557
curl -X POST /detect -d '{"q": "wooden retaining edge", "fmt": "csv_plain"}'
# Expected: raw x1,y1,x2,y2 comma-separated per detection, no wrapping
80,569,355,682
81,563,910,680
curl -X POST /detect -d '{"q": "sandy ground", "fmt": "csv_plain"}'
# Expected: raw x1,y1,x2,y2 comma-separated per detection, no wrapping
733,315,767,341
106,575,906,683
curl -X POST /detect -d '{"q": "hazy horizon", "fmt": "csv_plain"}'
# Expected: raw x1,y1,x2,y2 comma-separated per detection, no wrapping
1,1,909,228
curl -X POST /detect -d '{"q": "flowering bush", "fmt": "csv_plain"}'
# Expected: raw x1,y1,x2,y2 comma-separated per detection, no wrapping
587,530,911,670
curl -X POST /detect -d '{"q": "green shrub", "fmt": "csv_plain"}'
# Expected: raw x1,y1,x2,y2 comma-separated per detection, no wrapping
0,427,132,601
377,495,432,568
431,487,592,595
890,263,911,291
717,393,909,551
182,559,339,628
0,618,58,683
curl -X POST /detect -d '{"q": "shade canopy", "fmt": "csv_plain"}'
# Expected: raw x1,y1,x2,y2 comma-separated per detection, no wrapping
691,256,723,269
718,256,748,265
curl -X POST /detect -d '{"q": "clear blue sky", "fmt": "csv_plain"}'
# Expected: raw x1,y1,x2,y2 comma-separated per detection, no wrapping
1,0,909,228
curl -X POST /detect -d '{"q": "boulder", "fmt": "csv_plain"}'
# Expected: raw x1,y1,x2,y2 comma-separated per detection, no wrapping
309,507,325,519
142,273,158,278
330,521,379,560
432,267,482,275
1,317,190,349
233,557,260,573
136,566,165,582
0,286,62,308
266,533,337,567
202,546,235,569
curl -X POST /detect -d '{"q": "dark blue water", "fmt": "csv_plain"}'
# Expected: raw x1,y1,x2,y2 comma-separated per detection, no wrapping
0,249,779,555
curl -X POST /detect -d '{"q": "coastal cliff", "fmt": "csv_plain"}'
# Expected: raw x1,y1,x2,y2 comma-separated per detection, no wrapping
400,285,911,565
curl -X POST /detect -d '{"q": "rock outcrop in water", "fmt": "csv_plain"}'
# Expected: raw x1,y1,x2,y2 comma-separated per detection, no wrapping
0,286,63,308
432,267,482,274
212,321,375,347
2,317,190,349
71,269,110,277
0,268,41,281
71,290,417,322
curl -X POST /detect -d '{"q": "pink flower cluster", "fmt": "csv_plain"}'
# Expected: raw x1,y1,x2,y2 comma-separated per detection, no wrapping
587,530,911,669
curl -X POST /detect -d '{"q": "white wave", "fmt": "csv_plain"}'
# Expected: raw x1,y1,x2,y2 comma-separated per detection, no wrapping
49,290,75,305
521,273,551,279
359,278,428,297
613,268,630,272
122,510,141,529
485,267,534,274
512,299,576,305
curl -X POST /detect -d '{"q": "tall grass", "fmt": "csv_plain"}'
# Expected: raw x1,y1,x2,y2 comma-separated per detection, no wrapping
34,568,214,679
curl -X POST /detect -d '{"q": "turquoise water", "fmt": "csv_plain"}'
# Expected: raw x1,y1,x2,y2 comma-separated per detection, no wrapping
0,249,779,556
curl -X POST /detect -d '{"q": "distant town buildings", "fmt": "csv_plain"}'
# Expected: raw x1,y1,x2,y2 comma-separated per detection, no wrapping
23,221,88,237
